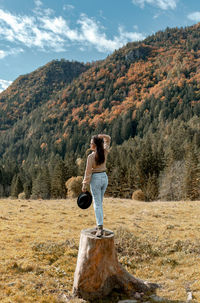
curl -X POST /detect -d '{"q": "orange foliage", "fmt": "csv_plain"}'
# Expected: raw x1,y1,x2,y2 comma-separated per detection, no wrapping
96,68,109,80
48,101,56,109
88,101,99,113
89,109,109,127
63,118,70,127
111,100,120,106
78,115,90,126
55,138,62,144
60,101,67,109
63,133,68,139
113,76,126,89
132,110,136,120
72,105,84,116
40,143,47,150
98,99,105,111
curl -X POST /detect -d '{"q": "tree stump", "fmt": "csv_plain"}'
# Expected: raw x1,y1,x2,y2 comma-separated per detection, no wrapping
73,228,159,300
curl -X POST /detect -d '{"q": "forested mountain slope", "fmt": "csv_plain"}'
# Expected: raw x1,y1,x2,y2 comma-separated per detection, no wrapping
0,23,199,200
0,59,90,130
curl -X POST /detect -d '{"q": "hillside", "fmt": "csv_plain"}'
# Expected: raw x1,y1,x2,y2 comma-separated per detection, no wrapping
56,23,200,130
0,59,90,130
0,23,200,200
0,23,199,157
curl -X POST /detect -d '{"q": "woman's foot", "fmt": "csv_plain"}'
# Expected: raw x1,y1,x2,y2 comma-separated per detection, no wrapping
96,225,103,237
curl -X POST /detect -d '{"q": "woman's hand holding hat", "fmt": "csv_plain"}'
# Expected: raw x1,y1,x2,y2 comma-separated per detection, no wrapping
82,184,87,192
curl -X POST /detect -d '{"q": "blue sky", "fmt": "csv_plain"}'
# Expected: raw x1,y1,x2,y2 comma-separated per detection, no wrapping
0,0,199,92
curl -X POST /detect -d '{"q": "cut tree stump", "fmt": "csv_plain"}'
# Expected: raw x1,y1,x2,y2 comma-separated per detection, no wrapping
72,228,159,300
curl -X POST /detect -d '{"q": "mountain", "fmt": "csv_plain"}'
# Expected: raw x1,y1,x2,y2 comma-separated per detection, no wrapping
0,23,200,200
55,23,199,130
0,23,199,163
0,59,90,130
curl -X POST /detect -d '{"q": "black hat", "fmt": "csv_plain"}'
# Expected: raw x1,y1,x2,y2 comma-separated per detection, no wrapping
77,191,92,209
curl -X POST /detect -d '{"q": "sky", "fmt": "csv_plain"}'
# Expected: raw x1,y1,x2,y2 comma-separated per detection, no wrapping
0,0,199,92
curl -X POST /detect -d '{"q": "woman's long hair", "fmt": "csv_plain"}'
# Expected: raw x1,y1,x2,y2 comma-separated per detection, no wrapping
92,135,105,165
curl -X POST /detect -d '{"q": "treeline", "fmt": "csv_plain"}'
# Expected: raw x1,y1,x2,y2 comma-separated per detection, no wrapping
1,114,200,201
144,24,200,51
0,155,78,199
107,116,200,201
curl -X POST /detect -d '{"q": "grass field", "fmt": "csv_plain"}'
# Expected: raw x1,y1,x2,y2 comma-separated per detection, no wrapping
0,197,199,303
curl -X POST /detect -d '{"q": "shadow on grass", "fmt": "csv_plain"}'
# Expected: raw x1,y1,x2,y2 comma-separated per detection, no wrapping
83,291,188,303
87,298,187,303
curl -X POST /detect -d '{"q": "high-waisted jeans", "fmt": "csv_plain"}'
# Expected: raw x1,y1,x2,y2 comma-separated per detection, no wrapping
90,172,108,226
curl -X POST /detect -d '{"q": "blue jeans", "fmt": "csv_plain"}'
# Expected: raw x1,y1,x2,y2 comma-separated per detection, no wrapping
90,172,108,226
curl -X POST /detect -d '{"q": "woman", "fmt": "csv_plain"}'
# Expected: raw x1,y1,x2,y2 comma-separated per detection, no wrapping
82,134,111,237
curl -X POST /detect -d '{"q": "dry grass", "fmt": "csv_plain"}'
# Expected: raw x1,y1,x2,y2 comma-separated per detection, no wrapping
0,197,200,302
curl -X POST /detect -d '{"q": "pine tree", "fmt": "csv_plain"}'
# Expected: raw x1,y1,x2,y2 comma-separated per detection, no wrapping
135,137,164,201
31,167,51,199
111,117,122,145
184,144,200,200
10,174,23,198
51,160,67,198
121,113,132,141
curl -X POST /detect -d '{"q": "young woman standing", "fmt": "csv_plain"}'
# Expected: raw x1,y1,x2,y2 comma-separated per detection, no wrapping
82,134,111,237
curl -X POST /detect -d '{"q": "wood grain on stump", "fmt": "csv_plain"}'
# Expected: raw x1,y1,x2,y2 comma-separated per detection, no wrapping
73,228,159,300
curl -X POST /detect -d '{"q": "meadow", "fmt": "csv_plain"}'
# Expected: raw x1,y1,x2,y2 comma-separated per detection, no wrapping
0,197,199,303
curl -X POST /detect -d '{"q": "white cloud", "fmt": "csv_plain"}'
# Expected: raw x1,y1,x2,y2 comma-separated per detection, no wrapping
0,48,24,59
63,4,75,11
187,12,200,22
35,0,42,7
41,16,68,35
40,15,80,43
33,0,54,18
118,25,144,42
132,0,178,10
77,14,145,52
0,8,66,51
0,50,6,59
0,79,12,93
78,14,116,52
0,6,145,54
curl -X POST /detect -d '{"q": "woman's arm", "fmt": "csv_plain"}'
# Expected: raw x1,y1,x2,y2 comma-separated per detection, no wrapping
82,154,93,192
98,134,111,151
